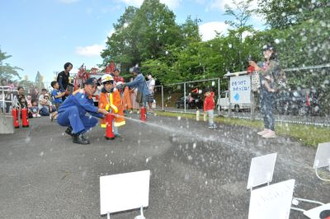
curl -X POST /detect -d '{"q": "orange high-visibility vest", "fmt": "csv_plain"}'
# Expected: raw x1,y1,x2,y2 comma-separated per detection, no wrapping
111,89,125,127
99,92,110,128
98,90,125,128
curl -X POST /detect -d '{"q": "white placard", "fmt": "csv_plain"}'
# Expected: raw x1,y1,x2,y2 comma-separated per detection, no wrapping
313,142,330,169
230,75,251,104
304,203,330,219
100,170,150,215
247,153,277,190
248,179,295,219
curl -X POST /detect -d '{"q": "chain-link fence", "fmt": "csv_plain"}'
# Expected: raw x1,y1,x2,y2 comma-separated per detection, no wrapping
152,64,330,127
220,64,330,127
153,78,221,114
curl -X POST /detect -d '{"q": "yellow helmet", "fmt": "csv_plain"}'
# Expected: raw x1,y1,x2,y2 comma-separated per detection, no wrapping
101,74,114,83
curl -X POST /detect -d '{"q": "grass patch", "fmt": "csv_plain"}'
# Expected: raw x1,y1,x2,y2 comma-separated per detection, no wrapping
155,111,330,148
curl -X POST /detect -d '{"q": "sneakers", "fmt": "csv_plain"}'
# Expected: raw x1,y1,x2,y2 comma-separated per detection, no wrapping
73,134,90,145
257,129,269,136
262,130,276,138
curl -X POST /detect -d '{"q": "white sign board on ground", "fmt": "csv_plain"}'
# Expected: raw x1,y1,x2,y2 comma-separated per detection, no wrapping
230,75,251,104
248,179,295,219
304,203,330,219
313,142,330,169
247,153,277,190
100,170,150,215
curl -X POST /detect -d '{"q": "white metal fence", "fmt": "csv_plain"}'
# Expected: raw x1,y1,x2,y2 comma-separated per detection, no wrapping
0,86,18,114
153,78,221,114
153,64,330,127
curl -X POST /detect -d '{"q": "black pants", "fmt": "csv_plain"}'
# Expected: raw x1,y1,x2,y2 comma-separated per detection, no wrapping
260,90,275,131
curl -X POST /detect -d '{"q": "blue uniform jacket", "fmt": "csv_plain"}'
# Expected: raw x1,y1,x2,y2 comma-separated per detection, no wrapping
58,90,103,118
126,74,150,96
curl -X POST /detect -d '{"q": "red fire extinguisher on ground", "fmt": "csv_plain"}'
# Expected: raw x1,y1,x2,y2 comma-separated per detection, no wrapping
12,108,20,128
21,108,29,128
140,106,147,121
105,113,115,140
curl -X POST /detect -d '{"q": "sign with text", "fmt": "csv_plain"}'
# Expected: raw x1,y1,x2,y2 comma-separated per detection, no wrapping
100,170,150,215
248,179,295,219
230,75,251,104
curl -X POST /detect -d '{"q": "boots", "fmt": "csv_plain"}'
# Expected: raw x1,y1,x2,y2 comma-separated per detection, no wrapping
72,133,90,145
65,127,74,136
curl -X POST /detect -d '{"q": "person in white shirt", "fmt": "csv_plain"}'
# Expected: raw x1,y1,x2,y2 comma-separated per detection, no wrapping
146,74,155,111
38,89,55,116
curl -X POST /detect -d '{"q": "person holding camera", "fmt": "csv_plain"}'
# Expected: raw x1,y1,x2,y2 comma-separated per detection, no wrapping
249,45,282,139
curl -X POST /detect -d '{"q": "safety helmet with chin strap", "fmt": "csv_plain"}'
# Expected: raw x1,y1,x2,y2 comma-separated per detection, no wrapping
101,74,114,84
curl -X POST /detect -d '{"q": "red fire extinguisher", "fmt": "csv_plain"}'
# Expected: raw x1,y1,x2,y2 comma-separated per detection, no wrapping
12,108,20,128
105,113,115,140
21,108,29,128
140,106,147,121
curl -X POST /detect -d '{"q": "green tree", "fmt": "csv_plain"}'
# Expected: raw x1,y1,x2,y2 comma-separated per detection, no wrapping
224,0,254,29
0,48,22,80
102,0,184,74
223,0,255,70
257,0,329,29
179,16,201,46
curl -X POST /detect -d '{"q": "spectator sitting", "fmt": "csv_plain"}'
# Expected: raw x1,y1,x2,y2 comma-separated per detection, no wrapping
26,95,32,108
50,81,65,121
15,86,28,109
29,100,41,118
39,92,55,116
38,89,50,116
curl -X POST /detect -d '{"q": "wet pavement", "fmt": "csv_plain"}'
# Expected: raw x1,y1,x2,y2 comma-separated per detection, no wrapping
0,114,329,218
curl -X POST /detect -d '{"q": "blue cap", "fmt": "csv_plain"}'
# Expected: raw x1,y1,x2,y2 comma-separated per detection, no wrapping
132,67,140,74
85,77,98,86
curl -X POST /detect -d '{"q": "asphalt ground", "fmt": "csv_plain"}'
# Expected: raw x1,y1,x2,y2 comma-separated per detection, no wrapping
0,114,329,219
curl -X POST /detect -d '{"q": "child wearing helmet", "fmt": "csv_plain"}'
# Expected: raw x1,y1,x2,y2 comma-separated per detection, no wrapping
99,74,125,137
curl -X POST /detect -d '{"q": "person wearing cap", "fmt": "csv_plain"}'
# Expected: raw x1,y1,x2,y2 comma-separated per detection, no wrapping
98,75,125,136
249,45,282,138
38,89,54,116
124,67,151,108
57,77,109,144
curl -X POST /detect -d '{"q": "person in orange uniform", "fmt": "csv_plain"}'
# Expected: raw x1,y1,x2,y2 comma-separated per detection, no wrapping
99,75,125,137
